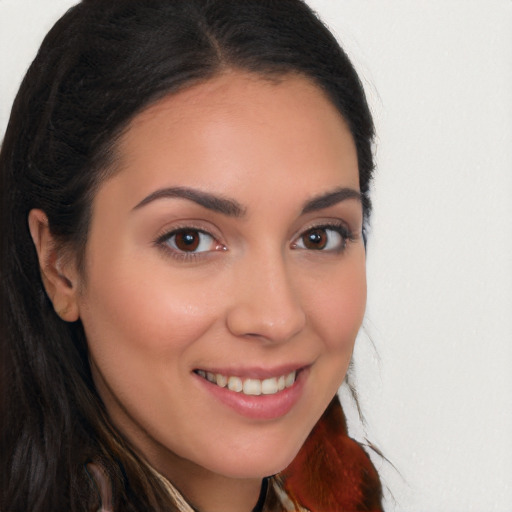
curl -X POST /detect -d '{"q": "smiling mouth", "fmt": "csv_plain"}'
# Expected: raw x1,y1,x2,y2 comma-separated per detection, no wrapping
194,369,298,396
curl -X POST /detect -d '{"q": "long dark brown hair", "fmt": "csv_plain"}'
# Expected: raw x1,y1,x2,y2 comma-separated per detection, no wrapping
0,1,378,510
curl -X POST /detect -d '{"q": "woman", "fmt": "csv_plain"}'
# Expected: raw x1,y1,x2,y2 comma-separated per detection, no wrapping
0,0,382,510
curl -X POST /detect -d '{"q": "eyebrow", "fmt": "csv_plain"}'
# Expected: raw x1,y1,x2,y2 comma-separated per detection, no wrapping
132,186,246,217
133,185,360,217
301,187,362,214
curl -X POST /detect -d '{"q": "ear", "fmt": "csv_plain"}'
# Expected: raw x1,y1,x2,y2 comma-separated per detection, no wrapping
28,209,80,322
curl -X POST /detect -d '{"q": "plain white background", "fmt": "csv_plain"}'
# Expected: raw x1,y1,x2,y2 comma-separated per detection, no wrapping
1,1,511,511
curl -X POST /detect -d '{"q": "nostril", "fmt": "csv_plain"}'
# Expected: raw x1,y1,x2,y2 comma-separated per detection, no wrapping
226,302,306,343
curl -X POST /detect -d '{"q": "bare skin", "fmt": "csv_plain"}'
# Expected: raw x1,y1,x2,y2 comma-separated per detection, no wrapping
29,72,366,512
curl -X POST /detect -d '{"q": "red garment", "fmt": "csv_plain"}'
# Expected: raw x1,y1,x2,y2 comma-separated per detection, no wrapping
279,395,383,511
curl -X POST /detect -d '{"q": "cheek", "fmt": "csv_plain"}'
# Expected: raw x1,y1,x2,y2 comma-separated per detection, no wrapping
81,257,215,348
77,254,225,406
305,253,367,352
77,257,227,446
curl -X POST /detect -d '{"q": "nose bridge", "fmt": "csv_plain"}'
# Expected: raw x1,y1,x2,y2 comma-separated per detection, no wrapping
226,245,306,343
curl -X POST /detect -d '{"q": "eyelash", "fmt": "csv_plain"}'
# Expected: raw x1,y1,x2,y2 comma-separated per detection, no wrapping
155,221,356,261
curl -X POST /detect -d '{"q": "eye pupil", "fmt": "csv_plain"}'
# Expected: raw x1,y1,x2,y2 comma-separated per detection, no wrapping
303,229,327,250
175,230,200,251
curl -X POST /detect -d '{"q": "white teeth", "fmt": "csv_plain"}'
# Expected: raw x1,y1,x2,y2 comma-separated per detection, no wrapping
243,378,262,396
198,369,298,396
227,376,243,392
285,371,296,388
216,373,227,387
261,377,278,395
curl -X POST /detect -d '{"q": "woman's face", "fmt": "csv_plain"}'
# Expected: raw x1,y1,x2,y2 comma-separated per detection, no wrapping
76,72,366,483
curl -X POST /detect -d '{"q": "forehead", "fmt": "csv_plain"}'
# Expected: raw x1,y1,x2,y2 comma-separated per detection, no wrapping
102,71,359,210
130,71,337,130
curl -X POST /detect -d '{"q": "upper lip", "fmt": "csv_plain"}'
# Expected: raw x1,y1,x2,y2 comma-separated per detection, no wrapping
193,363,310,380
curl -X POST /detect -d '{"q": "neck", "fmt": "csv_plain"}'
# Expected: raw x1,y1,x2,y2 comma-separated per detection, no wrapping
173,471,264,512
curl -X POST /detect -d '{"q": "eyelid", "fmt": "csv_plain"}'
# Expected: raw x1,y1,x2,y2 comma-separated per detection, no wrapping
154,219,223,243
294,219,353,240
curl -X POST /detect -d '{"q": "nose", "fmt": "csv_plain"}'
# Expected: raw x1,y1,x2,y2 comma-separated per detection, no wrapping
225,251,306,344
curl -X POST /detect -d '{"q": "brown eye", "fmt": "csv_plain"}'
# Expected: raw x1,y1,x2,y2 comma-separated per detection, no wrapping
163,229,217,253
294,224,350,252
302,228,328,250
174,230,200,251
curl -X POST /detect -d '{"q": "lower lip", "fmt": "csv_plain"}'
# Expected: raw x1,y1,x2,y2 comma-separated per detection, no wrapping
194,369,308,420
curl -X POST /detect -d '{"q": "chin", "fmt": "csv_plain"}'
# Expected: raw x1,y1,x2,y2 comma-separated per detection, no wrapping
201,438,306,480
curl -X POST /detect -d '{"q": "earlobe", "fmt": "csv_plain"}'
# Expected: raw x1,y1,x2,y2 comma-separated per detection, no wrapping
28,209,80,322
